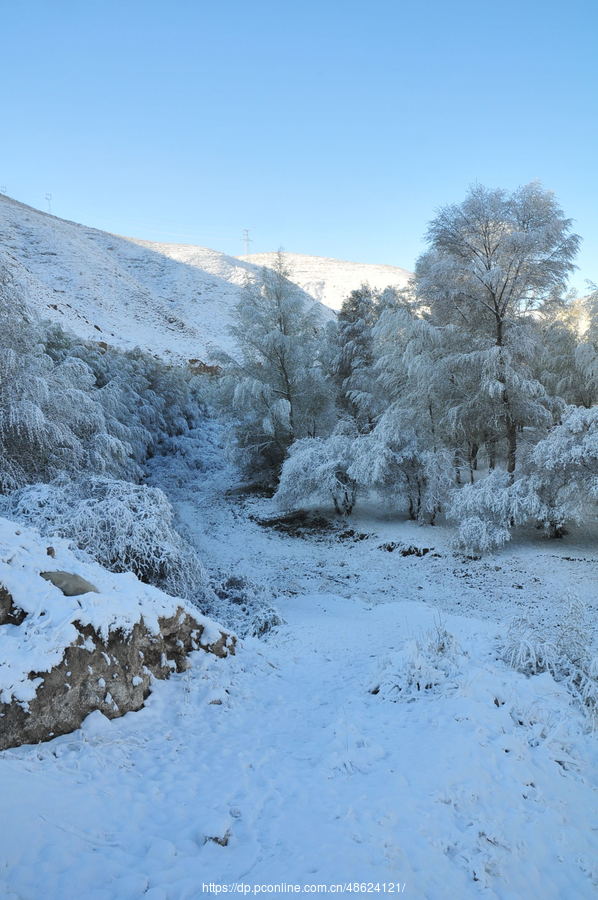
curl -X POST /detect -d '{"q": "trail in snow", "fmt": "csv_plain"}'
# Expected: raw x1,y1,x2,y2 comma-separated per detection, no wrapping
2,591,596,898
1,422,597,899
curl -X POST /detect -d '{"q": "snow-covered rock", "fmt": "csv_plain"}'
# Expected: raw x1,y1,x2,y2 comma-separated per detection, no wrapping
0,517,234,750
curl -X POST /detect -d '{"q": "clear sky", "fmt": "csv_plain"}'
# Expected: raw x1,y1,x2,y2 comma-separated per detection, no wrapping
2,0,597,290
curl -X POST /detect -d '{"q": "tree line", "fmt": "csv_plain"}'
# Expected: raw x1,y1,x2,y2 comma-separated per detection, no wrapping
222,182,598,553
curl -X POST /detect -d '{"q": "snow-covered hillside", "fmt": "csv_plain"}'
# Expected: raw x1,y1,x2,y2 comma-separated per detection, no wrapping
0,195,325,361
240,251,412,310
0,195,412,362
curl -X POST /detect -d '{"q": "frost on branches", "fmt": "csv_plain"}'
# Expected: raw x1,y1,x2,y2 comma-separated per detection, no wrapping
274,434,357,515
222,251,334,479
7,478,211,608
449,407,598,554
0,256,218,607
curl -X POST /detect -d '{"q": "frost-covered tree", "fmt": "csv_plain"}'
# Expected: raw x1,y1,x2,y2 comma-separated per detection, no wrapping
374,301,482,482
348,413,453,523
0,267,117,490
449,407,598,553
333,283,383,431
527,405,598,536
416,182,580,474
448,471,542,555
0,258,206,491
224,251,334,477
532,292,596,409
574,289,598,406
275,433,358,514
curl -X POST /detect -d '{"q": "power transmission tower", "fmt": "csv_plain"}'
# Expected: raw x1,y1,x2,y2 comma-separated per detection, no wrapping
45,193,53,214
242,228,253,255
0,185,6,194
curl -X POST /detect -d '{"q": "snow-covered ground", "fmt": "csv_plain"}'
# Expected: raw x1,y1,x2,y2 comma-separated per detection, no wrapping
0,195,413,362
240,252,412,311
1,423,597,899
0,195,329,361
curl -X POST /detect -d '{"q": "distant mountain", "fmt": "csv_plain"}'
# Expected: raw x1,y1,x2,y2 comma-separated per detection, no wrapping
240,251,412,311
0,195,411,360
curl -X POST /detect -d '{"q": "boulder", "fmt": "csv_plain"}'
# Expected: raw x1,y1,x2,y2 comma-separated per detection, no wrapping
0,585,27,626
0,589,235,751
40,570,100,596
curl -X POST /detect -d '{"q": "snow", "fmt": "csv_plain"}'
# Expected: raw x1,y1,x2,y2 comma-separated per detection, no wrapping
1,424,597,897
0,196,415,362
240,251,412,311
0,195,328,361
0,517,220,705
0,185,595,893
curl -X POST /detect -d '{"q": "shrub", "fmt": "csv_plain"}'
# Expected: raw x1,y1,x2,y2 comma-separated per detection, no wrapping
275,434,358,515
8,478,211,606
502,598,598,724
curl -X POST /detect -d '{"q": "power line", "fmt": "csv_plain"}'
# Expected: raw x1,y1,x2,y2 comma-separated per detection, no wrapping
241,228,253,256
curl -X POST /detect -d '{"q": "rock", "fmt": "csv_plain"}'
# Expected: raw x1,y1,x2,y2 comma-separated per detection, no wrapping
0,606,235,750
188,358,221,376
0,585,27,626
40,571,100,596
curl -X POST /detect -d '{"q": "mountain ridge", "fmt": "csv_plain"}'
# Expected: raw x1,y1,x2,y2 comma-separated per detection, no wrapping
0,194,411,359
240,250,412,311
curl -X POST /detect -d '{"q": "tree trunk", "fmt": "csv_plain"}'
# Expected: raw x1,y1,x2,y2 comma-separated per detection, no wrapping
496,315,516,479
506,416,517,476
454,450,462,486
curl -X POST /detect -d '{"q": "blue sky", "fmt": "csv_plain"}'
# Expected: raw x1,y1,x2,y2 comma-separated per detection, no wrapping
2,0,597,289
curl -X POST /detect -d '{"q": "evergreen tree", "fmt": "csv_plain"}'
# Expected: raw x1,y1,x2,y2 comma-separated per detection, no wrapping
225,251,333,478
333,283,382,431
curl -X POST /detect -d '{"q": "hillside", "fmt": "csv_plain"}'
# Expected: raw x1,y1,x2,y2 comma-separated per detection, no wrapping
240,251,412,310
0,195,412,362
0,195,322,361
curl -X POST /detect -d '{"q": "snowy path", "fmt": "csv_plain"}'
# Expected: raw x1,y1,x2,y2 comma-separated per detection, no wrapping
1,591,597,898
2,428,597,898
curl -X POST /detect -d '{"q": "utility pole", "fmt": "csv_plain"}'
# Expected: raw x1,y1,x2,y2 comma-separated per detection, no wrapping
45,193,53,214
242,228,252,256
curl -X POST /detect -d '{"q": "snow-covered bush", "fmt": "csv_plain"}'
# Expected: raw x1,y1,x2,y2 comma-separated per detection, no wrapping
372,622,465,702
8,478,211,605
275,433,358,514
448,471,542,555
0,260,206,494
527,405,598,535
349,417,453,523
502,599,598,724
209,573,284,638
